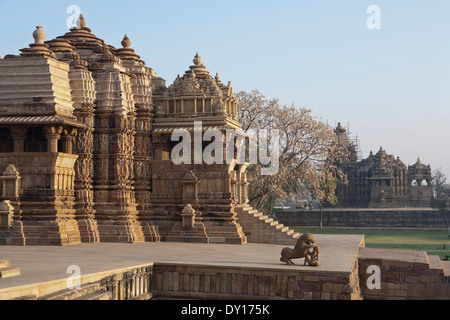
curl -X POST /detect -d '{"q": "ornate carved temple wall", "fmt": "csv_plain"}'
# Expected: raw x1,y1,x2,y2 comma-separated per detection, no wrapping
334,123,434,209
0,15,249,246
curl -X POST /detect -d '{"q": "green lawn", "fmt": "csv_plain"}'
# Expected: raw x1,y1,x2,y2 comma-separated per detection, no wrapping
295,227,450,261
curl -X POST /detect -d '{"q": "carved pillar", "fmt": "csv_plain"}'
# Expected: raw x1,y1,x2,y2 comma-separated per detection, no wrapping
10,127,28,153
44,126,63,152
62,128,77,154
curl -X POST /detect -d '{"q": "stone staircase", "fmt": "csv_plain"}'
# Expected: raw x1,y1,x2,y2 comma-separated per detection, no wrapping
428,255,450,283
428,255,446,272
235,205,300,245
166,219,210,244
38,282,111,301
0,259,21,279
202,216,248,244
200,203,248,244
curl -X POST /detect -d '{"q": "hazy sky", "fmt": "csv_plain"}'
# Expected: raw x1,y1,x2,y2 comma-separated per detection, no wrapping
1,0,449,178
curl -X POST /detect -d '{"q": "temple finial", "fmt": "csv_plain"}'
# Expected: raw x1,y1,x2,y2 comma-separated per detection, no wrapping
32,26,46,44
21,25,54,57
121,34,131,48
116,33,141,61
215,72,223,86
193,52,202,66
77,14,86,28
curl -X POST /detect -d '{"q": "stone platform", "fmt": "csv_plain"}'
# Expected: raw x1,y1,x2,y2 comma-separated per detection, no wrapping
0,234,364,300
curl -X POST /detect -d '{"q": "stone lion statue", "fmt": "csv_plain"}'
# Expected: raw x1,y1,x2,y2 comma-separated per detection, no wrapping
280,233,320,267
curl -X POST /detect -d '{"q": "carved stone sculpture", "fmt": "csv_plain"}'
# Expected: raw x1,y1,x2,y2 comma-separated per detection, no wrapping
181,204,196,229
280,233,320,267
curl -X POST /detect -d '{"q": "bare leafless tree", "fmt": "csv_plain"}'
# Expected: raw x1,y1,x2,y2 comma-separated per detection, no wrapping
236,89,349,213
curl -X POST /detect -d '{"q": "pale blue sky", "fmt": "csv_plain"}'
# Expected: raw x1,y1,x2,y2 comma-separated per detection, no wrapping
1,0,449,177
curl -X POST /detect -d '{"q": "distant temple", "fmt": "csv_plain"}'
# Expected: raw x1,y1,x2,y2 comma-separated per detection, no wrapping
334,123,433,208
0,15,251,245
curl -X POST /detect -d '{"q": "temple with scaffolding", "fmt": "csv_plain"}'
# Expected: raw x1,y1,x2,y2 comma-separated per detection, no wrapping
334,123,433,208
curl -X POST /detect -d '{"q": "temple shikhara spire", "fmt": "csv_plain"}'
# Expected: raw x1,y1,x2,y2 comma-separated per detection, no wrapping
0,14,253,246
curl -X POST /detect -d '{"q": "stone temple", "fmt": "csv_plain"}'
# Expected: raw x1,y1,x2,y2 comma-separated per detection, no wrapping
0,15,289,246
334,123,434,208
0,16,449,302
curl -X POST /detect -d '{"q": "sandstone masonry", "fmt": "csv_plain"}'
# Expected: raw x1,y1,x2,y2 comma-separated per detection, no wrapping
0,16,269,246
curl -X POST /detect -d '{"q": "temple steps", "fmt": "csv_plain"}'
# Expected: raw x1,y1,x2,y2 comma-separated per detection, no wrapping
202,218,247,245
442,261,450,284
38,282,111,300
427,255,449,280
166,221,210,244
235,205,300,245
0,259,21,279
428,255,444,270
442,261,450,275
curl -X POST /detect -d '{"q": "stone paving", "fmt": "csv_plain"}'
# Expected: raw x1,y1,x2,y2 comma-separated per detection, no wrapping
0,234,364,298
